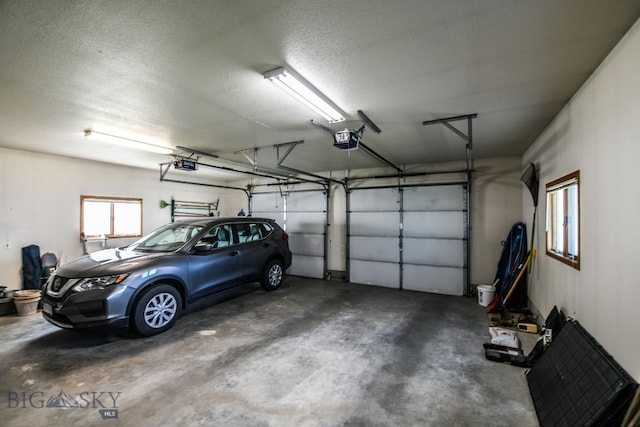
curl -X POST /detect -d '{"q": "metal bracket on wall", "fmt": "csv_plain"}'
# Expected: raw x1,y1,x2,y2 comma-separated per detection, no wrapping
422,114,477,147
234,147,258,170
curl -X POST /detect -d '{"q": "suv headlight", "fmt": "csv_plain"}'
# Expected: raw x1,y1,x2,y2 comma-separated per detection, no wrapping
72,274,129,292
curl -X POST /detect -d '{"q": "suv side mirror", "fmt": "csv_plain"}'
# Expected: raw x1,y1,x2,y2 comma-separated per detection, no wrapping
193,242,214,253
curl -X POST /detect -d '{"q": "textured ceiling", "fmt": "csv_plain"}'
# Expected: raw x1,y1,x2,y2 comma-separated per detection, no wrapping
1,1,639,180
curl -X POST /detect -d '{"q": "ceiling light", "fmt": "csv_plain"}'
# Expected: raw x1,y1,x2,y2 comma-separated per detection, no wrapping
264,67,345,123
84,129,173,155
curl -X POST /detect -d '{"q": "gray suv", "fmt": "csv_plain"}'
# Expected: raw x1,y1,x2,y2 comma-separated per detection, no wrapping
41,217,292,336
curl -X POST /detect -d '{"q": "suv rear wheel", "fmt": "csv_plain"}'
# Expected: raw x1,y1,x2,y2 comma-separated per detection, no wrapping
261,259,284,291
133,284,182,336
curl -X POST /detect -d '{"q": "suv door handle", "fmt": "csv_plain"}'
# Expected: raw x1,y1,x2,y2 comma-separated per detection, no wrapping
229,250,239,256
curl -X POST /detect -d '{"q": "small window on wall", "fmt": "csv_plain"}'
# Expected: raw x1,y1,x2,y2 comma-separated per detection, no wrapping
545,170,580,270
81,196,143,239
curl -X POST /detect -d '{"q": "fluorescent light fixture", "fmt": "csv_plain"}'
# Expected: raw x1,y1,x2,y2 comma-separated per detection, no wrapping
84,129,173,155
264,67,345,123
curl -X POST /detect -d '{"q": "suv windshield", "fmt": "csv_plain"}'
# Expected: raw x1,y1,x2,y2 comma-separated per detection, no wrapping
128,223,204,252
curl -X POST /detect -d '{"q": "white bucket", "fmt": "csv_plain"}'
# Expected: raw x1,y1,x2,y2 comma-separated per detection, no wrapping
477,285,496,307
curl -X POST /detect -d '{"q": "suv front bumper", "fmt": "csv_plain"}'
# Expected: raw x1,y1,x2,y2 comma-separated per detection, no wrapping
41,283,133,330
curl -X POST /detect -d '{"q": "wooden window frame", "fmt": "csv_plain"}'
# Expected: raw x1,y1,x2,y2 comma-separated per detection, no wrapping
81,195,143,239
545,170,580,270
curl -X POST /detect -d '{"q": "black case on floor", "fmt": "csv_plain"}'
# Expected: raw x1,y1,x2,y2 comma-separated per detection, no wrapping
483,343,530,367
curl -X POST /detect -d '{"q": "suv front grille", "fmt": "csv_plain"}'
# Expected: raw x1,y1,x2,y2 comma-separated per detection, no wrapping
45,276,80,300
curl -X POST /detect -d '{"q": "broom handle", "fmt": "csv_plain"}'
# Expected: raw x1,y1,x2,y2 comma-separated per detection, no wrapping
503,249,535,304
528,207,537,274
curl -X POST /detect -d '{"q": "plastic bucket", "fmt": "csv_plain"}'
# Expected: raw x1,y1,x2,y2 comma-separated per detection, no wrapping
477,285,496,306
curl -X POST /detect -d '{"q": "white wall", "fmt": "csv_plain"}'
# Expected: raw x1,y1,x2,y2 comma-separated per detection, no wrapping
523,18,640,380
328,179,346,273
0,148,237,289
471,157,523,286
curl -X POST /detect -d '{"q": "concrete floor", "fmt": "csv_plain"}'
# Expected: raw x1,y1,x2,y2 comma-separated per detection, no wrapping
0,277,539,427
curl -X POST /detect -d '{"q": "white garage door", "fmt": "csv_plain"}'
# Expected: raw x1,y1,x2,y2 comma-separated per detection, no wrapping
348,185,466,296
251,192,285,225
251,190,326,279
349,187,400,288
402,185,465,295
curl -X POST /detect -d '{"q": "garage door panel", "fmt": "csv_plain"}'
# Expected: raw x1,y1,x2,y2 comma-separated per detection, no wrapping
351,236,399,263
349,184,466,295
251,194,285,226
287,255,323,279
288,232,323,256
251,193,283,211
350,212,399,236
287,212,325,234
403,238,463,266
252,191,325,279
350,188,399,211
251,212,285,227
350,260,399,288
404,186,464,211
404,211,464,239
287,192,326,211
403,265,463,296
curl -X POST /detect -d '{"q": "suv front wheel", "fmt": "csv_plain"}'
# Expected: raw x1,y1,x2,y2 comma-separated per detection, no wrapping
133,284,182,336
261,259,284,291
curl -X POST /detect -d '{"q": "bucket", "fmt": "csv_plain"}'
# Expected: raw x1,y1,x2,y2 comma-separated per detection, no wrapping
477,285,496,307
14,297,40,316
15,289,41,298
14,290,41,316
